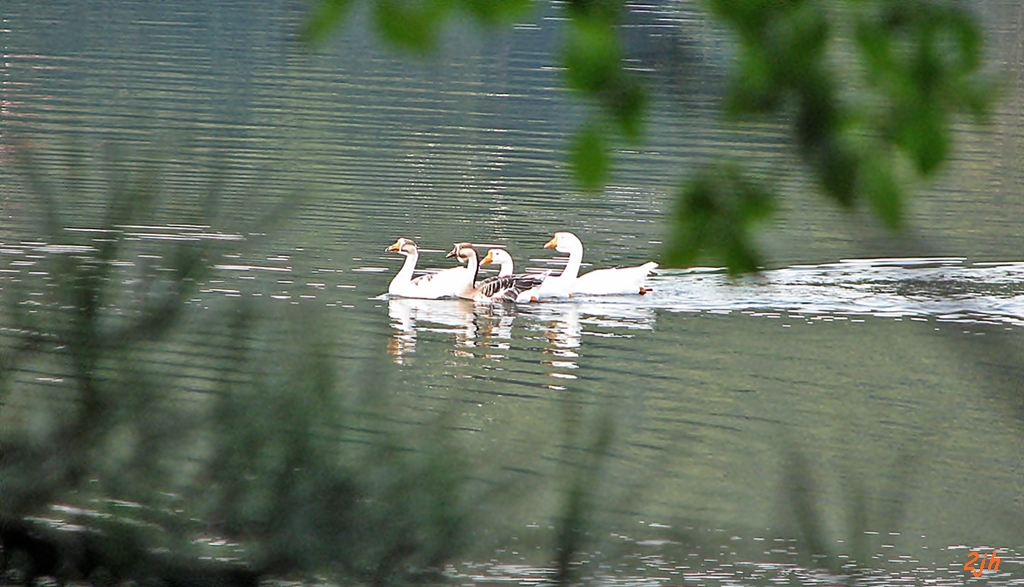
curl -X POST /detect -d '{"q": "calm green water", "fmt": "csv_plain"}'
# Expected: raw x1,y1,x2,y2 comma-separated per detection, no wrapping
1,1,1022,585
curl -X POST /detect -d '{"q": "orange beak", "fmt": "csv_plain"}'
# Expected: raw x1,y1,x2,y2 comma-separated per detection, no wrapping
481,250,494,265
543,236,557,249
386,241,401,252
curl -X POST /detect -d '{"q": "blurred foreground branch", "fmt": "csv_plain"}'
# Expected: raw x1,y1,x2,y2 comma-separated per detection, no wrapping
302,0,997,273
0,143,482,587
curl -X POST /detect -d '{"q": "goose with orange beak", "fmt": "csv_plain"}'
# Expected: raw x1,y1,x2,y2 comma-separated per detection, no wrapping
448,243,546,303
539,231,657,297
480,248,514,277
385,237,471,299
480,248,551,302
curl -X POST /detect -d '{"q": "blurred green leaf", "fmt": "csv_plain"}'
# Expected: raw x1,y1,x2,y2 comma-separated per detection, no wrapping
897,103,947,174
459,0,534,25
855,0,995,176
609,77,646,142
562,16,620,95
373,0,454,52
565,0,624,21
860,152,905,229
810,125,860,207
772,4,830,87
568,123,609,192
666,162,776,274
557,0,642,187
305,0,533,52
725,51,782,114
301,0,355,44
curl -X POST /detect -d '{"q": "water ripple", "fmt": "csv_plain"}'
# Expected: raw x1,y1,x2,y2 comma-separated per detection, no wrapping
630,258,1024,327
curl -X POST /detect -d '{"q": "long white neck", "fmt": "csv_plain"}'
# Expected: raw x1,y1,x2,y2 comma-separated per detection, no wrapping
459,249,479,297
389,250,418,293
499,258,513,277
555,241,583,283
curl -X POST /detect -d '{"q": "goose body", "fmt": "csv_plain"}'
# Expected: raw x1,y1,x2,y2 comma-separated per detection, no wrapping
539,231,657,298
449,243,545,303
573,261,659,295
481,248,551,303
385,238,470,299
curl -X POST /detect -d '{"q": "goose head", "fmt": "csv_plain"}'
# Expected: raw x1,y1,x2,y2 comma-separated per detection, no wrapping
481,248,512,267
544,231,582,254
446,242,478,264
386,238,418,255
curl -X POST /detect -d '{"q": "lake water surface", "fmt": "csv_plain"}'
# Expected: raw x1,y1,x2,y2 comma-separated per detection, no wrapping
1,1,1022,585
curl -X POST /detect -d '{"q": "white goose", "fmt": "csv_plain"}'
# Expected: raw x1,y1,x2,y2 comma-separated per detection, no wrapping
385,237,470,299
448,243,545,303
539,231,657,297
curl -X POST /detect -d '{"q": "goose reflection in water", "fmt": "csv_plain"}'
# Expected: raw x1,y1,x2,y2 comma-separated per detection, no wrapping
387,298,518,361
387,298,477,360
387,297,657,374
534,303,582,389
